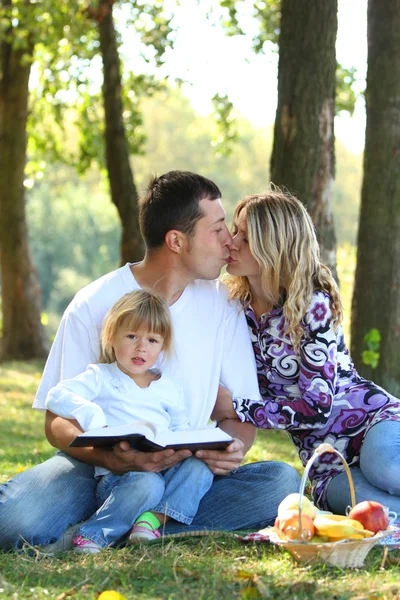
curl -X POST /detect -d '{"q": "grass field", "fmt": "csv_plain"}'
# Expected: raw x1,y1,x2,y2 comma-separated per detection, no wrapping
1,361,400,600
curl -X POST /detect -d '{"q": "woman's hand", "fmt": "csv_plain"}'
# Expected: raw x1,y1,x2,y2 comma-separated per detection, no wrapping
195,438,245,476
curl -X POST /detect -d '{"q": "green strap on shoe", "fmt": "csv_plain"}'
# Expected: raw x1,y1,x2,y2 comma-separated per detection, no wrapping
134,511,161,531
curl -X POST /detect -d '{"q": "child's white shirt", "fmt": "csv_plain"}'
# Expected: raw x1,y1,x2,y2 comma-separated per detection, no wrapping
46,362,188,476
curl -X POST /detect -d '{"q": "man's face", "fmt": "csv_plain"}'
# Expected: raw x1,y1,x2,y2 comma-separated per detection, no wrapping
181,197,232,280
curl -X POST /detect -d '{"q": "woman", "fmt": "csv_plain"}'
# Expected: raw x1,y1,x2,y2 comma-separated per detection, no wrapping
223,189,400,516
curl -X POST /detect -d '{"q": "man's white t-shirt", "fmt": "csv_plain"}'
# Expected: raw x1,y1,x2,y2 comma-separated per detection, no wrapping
35,263,261,428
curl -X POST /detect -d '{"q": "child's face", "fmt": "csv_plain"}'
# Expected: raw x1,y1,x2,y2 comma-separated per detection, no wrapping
112,327,164,380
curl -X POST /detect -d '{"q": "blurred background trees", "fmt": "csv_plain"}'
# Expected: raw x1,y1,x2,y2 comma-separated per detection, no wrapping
351,0,400,396
270,0,338,279
0,0,399,394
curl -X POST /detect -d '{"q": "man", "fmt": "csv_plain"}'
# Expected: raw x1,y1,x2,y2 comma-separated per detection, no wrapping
0,171,299,550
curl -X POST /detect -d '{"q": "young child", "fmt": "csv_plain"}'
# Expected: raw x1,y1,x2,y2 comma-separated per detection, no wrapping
45,289,214,553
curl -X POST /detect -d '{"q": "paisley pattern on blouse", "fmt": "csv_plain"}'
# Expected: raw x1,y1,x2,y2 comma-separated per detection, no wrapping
234,291,400,508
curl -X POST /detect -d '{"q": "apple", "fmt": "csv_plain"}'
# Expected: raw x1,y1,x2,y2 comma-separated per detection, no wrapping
348,501,389,534
275,509,315,541
277,493,317,519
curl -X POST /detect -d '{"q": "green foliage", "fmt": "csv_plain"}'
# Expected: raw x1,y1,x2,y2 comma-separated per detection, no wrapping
124,0,174,66
133,85,273,221
218,0,280,48
211,93,238,157
362,328,381,369
336,63,358,116
26,166,120,312
332,141,363,245
217,0,359,117
24,85,362,318
1,0,177,185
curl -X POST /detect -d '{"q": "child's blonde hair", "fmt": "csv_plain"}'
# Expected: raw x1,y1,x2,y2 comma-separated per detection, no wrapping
99,289,173,363
225,189,343,349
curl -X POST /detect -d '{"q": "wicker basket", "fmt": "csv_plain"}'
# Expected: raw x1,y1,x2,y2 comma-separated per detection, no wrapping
272,443,394,568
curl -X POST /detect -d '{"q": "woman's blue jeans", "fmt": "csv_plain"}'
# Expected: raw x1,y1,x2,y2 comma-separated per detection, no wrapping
0,452,300,550
78,457,213,548
326,420,400,519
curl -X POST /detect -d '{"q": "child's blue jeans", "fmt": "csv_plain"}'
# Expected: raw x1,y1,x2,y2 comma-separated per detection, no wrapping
77,455,213,548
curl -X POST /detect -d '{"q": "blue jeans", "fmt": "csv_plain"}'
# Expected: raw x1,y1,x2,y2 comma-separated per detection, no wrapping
78,457,213,548
0,452,300,550
326,420,400,520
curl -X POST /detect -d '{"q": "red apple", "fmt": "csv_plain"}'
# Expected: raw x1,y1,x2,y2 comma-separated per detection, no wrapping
275,509,315,541
348,501,389,534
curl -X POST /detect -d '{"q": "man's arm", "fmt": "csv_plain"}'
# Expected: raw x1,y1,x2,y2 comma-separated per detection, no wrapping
45,411,192,474
212,383,256,454
196,385,256,475
194,295,262,475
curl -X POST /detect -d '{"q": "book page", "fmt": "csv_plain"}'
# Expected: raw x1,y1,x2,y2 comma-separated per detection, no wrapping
77,420,156,440
155,426,232,447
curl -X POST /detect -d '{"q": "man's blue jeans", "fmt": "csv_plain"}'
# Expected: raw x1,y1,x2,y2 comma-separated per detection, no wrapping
0,452,300,550
326,420,400,519
78,457,213,548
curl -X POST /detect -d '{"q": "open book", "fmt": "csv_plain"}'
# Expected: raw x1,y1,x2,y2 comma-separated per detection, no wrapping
69,422,233,452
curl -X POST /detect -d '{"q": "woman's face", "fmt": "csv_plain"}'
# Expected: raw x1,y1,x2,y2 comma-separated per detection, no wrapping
226,210,260,279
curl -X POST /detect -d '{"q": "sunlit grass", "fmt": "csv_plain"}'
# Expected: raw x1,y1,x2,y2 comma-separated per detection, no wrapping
1,360,399,600
2,259,400,600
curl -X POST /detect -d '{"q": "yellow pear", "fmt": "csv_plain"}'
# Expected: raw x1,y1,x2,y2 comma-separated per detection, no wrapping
277,493,317,519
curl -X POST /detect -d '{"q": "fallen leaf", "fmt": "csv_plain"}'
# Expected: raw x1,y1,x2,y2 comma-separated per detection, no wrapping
97,591,128,600
236,569,255,579
241,584,262,599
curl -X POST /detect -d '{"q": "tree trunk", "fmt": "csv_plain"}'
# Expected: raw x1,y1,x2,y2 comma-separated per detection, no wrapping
351,0,400,395
0,23,48,360
98,0,144,264
270,0,338,278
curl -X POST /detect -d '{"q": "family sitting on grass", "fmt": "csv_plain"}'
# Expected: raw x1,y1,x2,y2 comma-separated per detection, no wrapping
1,170,399,553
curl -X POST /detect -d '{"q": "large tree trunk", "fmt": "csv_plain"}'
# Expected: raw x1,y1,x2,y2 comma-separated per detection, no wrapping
0,17,48,360
351,0,400,395
270,0,338,278
98,0,144,264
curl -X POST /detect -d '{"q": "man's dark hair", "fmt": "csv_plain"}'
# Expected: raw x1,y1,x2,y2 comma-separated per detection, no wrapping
138,170,221,249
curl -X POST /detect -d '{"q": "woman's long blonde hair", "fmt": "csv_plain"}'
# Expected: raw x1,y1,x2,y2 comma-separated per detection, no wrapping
226,189,343,349
99,289,173,363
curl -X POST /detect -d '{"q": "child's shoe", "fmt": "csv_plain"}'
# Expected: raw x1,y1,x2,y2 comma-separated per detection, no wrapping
72,535,102,554
128,525,161,543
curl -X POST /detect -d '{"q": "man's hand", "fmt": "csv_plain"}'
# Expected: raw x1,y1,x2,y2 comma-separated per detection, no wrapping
106,441,192,475
45,410,191,473
195,438,244,476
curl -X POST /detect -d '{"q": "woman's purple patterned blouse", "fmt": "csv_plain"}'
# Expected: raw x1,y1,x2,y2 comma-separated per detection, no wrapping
234,291,400,508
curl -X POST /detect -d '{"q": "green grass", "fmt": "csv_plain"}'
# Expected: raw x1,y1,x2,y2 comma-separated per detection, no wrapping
1,361,400,600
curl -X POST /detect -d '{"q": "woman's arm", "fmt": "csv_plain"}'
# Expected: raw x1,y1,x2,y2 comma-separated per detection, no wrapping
234,293,338,431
